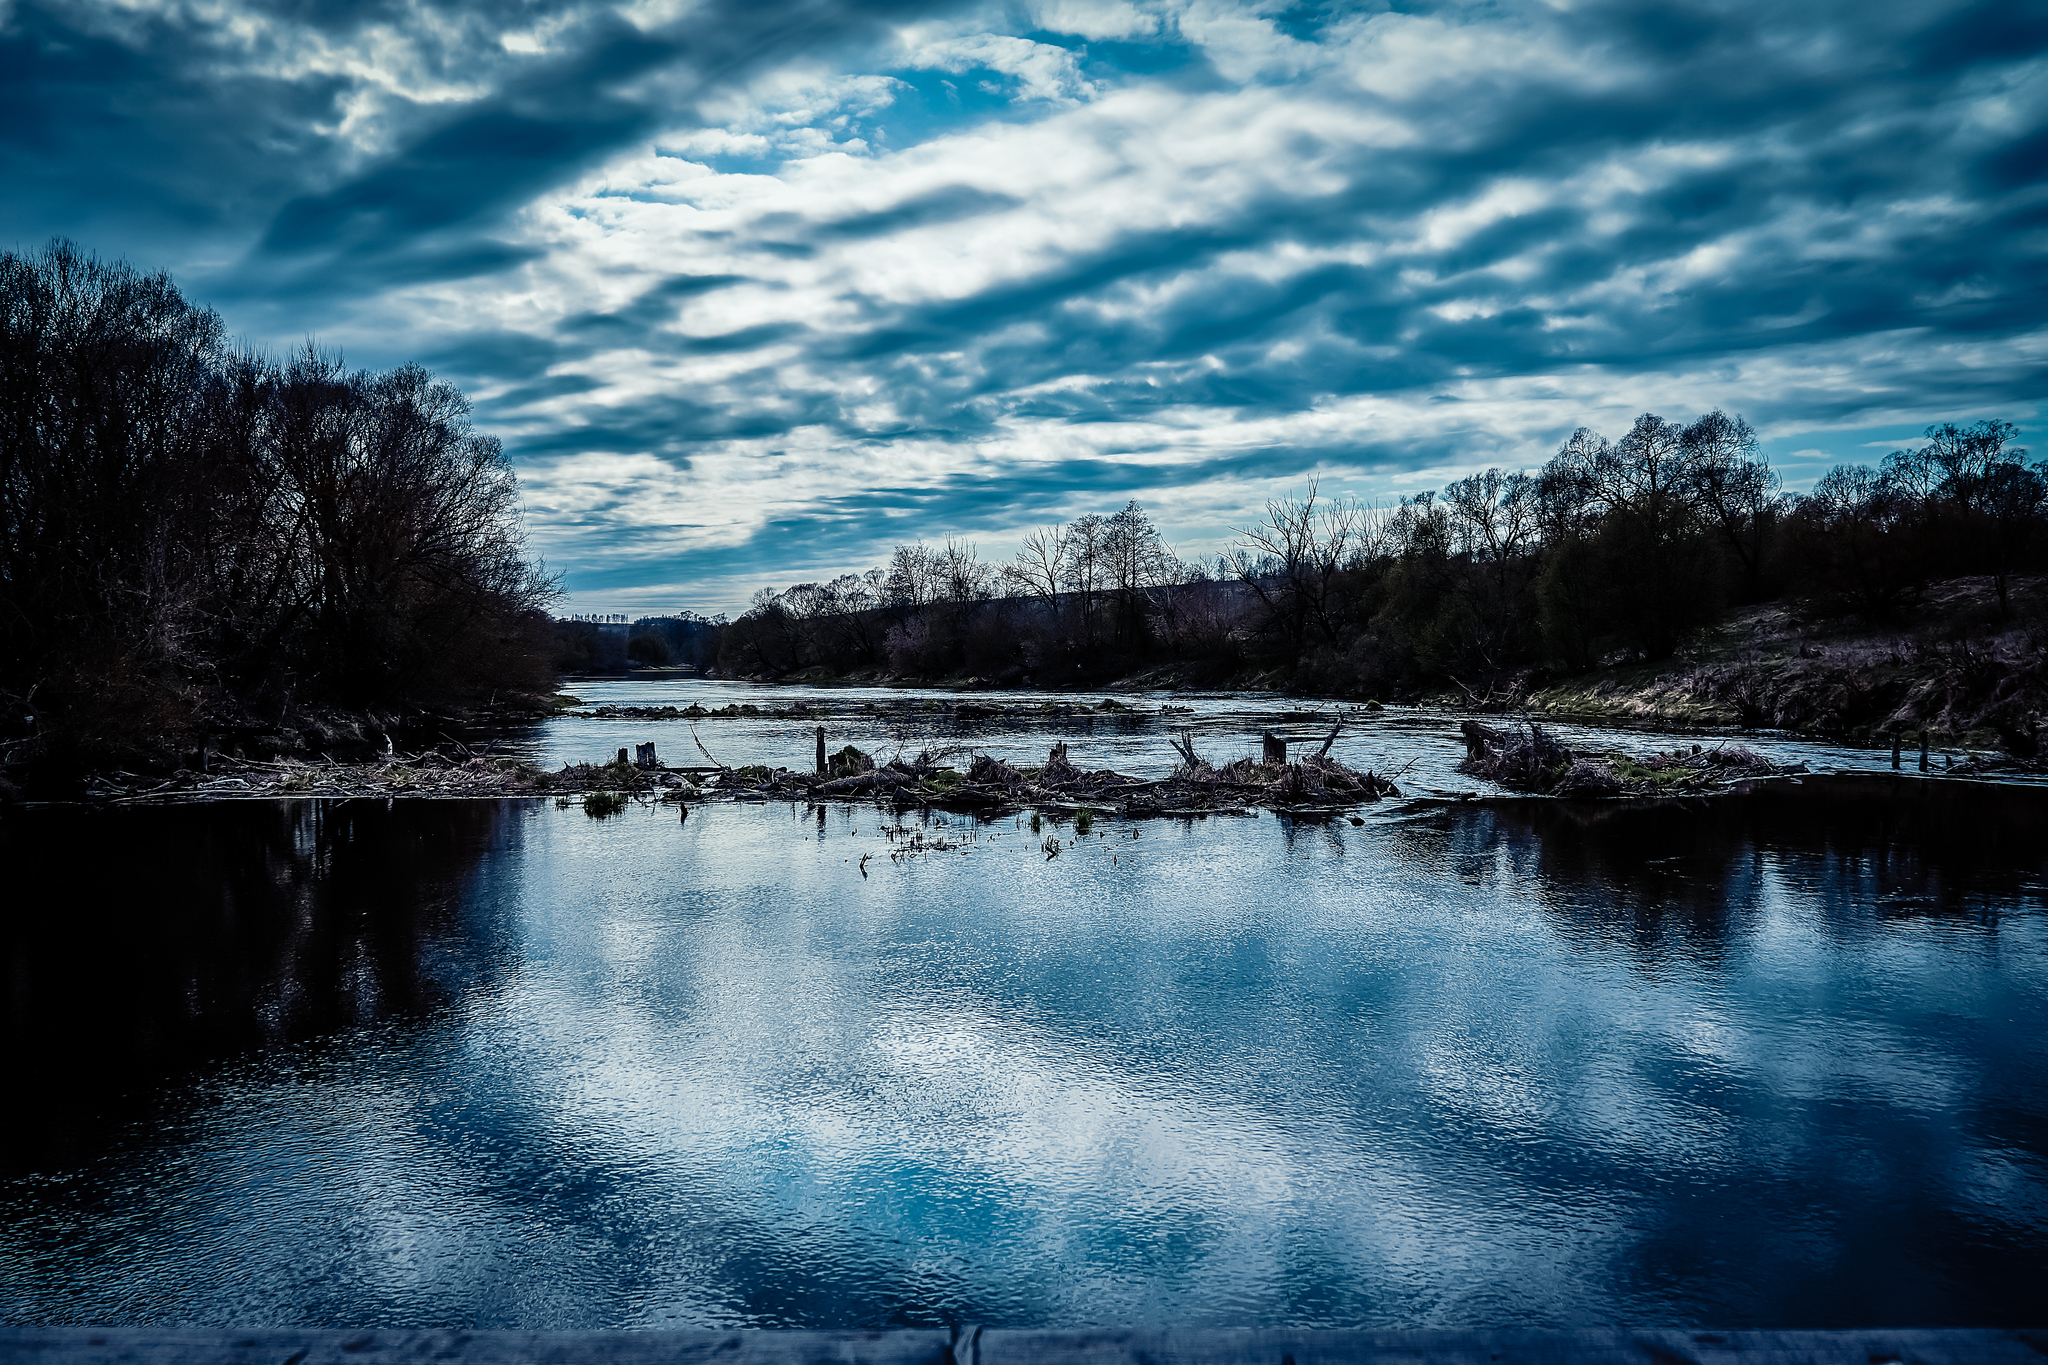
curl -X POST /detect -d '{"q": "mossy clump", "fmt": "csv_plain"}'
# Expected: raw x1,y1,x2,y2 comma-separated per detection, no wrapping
584,790,628,818
1074,808,1096,834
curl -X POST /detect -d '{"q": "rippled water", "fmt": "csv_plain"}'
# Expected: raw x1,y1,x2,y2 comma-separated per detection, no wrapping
4,780,2044,1330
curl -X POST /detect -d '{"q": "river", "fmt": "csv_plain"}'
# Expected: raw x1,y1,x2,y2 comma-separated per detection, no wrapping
1,693,2044,1330
525,677,1950,793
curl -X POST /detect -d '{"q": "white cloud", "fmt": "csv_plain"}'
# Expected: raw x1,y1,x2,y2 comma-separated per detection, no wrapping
898,31,1098,103
62,0,2034,612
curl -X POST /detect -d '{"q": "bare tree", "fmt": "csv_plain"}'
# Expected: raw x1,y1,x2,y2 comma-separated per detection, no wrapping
1226,479,1365,653
2,241,557,772
934,538,991,603
1065,513,1107,647
884,543,941,608
1102,501,1173,649
1442,468,1539,670
1003,524,1071,623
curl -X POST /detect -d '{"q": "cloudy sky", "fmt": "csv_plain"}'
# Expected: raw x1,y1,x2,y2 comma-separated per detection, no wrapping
5,0,2045,614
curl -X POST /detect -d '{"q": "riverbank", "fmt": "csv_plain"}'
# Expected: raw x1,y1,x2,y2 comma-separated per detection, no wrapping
694,576,2046,755
0,694,564,804
1509,576,2047,750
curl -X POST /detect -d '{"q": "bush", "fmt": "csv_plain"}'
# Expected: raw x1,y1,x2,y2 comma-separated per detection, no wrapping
583,791,628,818
627,632,673,665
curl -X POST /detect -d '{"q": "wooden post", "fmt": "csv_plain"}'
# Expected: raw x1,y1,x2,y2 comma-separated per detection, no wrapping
1919,731,1930,772
1262,730,1287,765
617,747,630,766
816,725,827,776
1891,733,1902,769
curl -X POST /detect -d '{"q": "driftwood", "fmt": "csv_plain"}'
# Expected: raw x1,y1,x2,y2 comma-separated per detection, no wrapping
676,739,1402,817
69,732,1405,818
1458,719,1785,797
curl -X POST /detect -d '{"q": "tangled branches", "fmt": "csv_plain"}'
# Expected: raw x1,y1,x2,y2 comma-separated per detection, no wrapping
1459,719,1784,797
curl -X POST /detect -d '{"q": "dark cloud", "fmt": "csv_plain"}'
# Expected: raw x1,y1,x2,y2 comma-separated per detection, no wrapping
810,184,1023,238
258,22,678,256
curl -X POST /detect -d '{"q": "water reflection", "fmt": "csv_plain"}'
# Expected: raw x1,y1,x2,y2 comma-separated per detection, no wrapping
0,789,2043,1330
1,799,523,1175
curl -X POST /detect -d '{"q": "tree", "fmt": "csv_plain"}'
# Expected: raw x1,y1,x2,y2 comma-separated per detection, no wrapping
1101,500,1173,650
1788,464,1923,618
884,543,942,608
0,240,226,731
1442,468,1540,673
1541,414,1721,659
1681,409,1779,601
1227,479,1366,656
1065,513,1107,648
2,241,556,776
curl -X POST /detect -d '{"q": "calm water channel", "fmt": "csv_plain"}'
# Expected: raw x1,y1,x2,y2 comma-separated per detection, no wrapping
2,709,2046,1330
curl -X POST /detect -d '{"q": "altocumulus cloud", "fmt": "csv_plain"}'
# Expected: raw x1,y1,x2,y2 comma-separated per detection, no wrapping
4,0,2045,611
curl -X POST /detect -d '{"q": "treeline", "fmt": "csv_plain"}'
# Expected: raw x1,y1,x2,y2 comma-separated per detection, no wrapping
1,241,557,780
553,613,724,672
721,411,2046,695
718,501,1232,682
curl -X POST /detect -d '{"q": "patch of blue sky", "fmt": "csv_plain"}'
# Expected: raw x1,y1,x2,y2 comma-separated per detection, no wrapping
861,67,1053,148
1017,30,1204,80
1267,2,1355,45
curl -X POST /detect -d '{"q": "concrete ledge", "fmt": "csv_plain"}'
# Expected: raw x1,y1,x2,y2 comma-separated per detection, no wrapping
3,1328,2044,1365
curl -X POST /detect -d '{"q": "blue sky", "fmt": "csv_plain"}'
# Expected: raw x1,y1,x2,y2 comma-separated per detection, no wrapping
5,0,2045,615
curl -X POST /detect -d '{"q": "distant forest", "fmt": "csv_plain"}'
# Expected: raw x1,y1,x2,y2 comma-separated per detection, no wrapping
1,241,558,781
709,412,2047,697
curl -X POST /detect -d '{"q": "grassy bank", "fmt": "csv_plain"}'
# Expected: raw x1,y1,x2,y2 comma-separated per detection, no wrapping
1522,576,2046,751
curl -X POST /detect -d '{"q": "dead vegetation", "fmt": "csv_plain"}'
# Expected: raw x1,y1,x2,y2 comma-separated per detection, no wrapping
46,729,1403,819
1458,719,1787,797
1525,577,2048,754
677,734,1401,818
58,748,565,804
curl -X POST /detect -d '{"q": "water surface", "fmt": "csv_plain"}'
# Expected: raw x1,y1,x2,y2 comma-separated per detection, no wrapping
3,784,2043,1329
